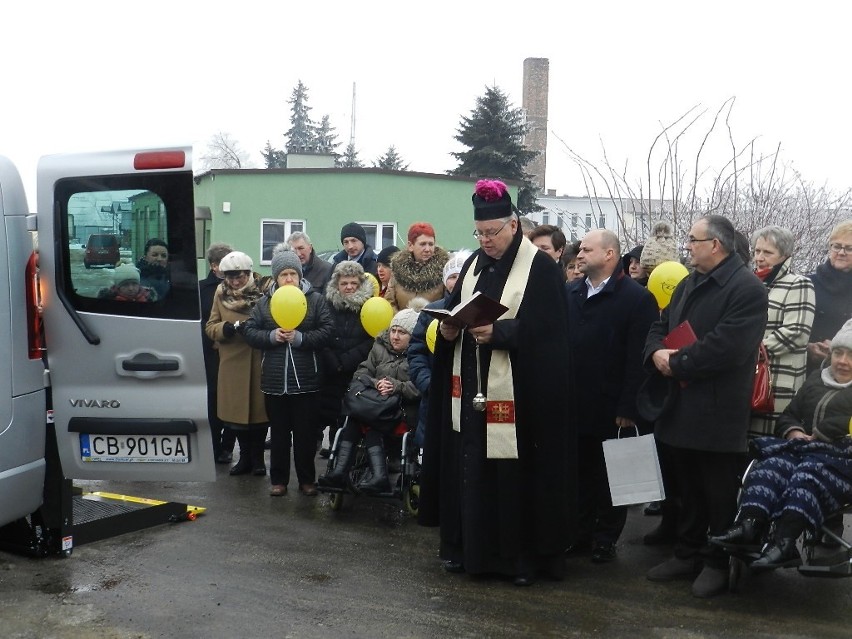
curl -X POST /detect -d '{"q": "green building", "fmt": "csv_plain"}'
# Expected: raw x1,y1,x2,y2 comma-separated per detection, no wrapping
192,167,519,275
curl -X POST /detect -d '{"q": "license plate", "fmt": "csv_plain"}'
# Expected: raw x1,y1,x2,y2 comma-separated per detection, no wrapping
80,434,190,463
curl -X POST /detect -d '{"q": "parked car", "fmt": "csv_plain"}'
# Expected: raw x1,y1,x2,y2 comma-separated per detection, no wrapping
83,233,120,268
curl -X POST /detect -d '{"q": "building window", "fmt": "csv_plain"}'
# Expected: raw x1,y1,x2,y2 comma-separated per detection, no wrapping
599,213,606,229
542,211,550,225
261,219,305,263
358,222,396,251
585,212,592,230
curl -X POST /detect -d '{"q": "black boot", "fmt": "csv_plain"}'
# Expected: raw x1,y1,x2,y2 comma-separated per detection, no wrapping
751,537,801,570
708,517,765,549
251,429,267,476
230,432,254,475
359,445,391,495
318,441,356,488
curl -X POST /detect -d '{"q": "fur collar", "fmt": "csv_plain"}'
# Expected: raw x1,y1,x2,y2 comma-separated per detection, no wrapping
326,279,374,312
389,246,450,293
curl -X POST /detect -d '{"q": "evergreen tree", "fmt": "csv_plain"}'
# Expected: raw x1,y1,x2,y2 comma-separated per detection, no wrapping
261,140,286,168
373,145,409,171
449,85,541,213
337,142,364,168
315,115,340,154
285,80,317,153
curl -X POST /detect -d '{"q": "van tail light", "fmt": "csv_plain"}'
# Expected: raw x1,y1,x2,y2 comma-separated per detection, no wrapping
26,251,45,359
134,151,186,170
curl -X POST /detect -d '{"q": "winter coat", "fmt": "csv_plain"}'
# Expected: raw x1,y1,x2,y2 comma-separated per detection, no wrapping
750,258,816,435
352,332,421,422
775,370,852,442
809,260,852,344
205,280,268,425
643,253,768,452
383,247,450,312
199,270,222,382
566,271,658,438
332,246,379,278
242,281,333,395
318,278,374,425
303,251,333,295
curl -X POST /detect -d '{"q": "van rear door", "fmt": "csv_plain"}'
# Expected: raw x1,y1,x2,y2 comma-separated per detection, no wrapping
38,148,215,481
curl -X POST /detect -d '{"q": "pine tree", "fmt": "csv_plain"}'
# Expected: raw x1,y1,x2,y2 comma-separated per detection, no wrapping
337,142,364,168
261,140,286,168
373,145,409,171
449,85,541,213
315,115,340,154
285,80,317,153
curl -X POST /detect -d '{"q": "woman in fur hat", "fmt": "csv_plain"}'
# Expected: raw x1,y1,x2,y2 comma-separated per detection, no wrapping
383,222,450,312
640,221,679,278
317,261,376,458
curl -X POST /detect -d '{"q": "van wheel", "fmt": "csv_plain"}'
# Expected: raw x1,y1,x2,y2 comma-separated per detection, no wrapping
83,261,91,269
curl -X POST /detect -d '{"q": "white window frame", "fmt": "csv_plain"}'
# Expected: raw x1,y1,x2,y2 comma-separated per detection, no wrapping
356,222,397,251
260,218,306,265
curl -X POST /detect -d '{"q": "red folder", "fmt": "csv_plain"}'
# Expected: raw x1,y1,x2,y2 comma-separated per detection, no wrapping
662,320,697,350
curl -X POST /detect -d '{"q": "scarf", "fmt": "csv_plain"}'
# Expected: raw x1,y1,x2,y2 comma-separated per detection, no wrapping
450,237,537,459
218,275,263,313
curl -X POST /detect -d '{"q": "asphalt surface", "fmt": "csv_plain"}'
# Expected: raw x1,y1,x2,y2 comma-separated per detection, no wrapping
1,456,851,639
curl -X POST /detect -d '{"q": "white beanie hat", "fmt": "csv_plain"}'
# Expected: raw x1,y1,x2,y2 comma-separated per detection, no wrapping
390,297,427,335
831,319,852,351
113,263,140,285
219,251,253,272
443,250,473,285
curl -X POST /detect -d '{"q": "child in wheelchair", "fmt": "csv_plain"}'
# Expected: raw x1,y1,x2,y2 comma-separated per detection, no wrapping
709,319,852,572
319,301,423,495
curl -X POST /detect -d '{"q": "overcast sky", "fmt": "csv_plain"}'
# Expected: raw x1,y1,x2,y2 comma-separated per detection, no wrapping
2,1,849,208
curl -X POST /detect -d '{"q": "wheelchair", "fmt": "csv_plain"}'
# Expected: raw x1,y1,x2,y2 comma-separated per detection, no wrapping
718,460,852,592
317,415,421,516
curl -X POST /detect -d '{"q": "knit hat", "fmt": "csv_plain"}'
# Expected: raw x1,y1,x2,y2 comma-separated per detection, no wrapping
340,222,367,246
641,221,678,271
443,250,473,285
271,249,303,279
622,245,644,274
113,263,140,285
472,179,513,221
376,245,400,266
831,319,852,351
390,297,427,335
219,251,253,273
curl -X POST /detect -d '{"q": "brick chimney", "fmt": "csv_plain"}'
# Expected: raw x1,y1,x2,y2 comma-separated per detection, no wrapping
522,58,549,191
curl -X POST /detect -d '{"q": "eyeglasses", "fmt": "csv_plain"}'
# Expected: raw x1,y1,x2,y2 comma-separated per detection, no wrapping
472,219,510,239
829,243,852,254
684,236,716,245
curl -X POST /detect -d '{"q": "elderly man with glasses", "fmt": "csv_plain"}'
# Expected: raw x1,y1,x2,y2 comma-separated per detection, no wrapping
807,220,852,373
640,214,768,598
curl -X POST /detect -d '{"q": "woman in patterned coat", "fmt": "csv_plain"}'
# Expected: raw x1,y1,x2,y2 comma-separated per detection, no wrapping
750,226,816,436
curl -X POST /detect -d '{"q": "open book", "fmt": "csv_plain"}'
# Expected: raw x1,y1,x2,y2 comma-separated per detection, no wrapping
421,291,509,329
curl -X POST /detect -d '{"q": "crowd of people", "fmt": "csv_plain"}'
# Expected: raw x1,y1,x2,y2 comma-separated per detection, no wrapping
198,184,852,598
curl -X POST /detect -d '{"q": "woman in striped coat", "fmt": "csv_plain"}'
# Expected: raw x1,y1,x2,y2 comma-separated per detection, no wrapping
750,226,816,436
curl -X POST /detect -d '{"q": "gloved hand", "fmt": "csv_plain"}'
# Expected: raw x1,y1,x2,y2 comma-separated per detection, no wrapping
222,322,236,338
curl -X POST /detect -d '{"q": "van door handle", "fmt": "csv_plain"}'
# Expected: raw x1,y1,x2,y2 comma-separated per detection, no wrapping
121,352,180,372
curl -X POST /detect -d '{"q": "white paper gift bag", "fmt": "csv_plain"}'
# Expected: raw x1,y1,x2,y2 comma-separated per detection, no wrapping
602,427,665,507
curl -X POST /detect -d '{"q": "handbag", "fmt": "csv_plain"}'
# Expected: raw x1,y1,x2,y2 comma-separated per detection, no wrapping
342,375,403,424
602,426,666,507
751,343,775,414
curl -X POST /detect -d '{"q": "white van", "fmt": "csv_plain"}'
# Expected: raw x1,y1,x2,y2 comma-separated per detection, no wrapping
0,148,215,552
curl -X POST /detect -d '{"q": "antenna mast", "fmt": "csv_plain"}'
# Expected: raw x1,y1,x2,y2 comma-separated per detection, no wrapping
349,82,356,146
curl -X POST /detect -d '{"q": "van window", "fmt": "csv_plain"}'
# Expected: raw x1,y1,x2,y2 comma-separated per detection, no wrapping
56,173,199,320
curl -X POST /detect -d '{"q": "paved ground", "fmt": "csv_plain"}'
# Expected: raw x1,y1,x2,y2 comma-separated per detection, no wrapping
1,458,851,638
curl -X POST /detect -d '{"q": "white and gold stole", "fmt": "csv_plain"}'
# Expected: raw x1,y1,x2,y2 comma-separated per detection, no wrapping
450,237,537,459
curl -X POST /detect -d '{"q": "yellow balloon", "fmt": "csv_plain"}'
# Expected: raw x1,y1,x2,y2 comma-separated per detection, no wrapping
360,296,394,337
365,273,380,297
426,319,439,353
647,261,689,310
270,285,307,329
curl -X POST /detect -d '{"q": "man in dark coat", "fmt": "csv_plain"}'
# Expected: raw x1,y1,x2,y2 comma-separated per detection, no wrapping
288,231,332,295
199,242,235,463
566,229,658,563
332,222,379,277
418,179,576,587
642,214,767,598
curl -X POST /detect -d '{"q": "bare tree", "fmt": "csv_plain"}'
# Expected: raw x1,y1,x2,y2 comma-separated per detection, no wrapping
555,99,851,273
199,132,253,170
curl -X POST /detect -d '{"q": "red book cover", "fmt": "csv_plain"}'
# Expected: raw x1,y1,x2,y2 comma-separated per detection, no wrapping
662,320,697,350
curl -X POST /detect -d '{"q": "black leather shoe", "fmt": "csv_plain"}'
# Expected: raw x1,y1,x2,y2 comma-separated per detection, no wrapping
443,561,465,574
751,538,801,571
216,451,233,464
229,458,251,476
318,448,331,459
591,542,617,564
252,464,267,476
708,518,764,549
513,573,536,587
